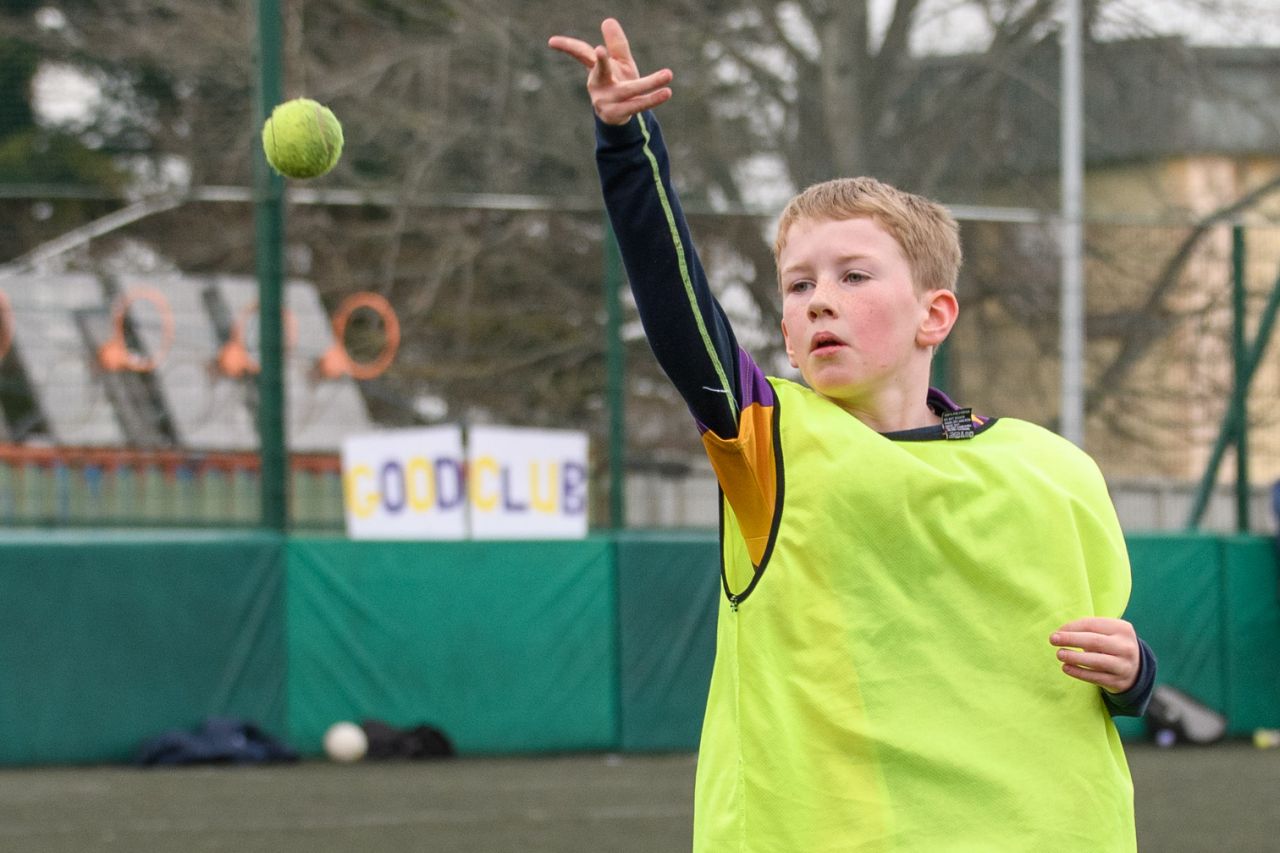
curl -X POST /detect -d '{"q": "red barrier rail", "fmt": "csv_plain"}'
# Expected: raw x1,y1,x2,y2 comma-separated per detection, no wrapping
0,444,341,476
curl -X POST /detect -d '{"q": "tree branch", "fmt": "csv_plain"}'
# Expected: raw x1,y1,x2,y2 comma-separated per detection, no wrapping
1084,172,1280,414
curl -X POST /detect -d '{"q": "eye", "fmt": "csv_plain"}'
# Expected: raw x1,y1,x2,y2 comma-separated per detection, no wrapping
843,270,869,284
785,279,813,295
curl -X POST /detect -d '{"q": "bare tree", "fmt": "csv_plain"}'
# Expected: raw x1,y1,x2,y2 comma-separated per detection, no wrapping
4,0,1279,488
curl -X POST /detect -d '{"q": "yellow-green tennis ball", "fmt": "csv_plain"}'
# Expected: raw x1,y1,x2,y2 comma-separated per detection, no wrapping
261,98,343,179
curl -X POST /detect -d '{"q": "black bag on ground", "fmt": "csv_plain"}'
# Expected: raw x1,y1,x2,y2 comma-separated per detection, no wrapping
361,719,455,760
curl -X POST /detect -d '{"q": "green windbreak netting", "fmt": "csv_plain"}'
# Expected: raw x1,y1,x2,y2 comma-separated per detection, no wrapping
615,531,719,751
0,531,286,765
0,531,1274,765
1121,533,1280,737
285,537,617,754
1124,534,1227,708
1221,537,1280,731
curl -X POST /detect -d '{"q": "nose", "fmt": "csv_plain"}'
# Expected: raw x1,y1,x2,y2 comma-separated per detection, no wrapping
807,279,836,320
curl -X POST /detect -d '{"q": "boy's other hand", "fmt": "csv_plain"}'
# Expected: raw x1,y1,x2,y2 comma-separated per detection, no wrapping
1049,617,1140,694
548,18,673,125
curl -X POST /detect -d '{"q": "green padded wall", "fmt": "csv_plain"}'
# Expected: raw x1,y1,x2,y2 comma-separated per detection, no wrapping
615,531,719,751
0,531,286,765
1222,537,1280,730
285,537,618,754
1117,533,1227,739
0,531,1274,765
1120,533,1280,738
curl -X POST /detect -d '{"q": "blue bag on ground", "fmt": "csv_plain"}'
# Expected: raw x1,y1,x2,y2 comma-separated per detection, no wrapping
135,716,299,766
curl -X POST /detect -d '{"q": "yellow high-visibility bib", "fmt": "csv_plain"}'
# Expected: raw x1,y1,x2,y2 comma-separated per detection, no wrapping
694,377,1135,852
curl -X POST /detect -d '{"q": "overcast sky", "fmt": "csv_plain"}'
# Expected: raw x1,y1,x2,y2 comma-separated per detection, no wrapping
32,0,1280,128
888,0,1280,54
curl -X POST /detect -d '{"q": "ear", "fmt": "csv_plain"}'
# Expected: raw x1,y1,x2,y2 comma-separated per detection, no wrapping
781,318,799,369
917,289,958,349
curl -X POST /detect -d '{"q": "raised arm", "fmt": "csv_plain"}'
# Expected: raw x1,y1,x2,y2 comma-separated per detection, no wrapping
550,19,744,438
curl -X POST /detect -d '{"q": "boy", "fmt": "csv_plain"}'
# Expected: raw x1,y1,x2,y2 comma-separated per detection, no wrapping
551,19,1155,851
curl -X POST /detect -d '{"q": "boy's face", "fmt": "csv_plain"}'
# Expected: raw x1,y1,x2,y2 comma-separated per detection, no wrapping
778,216,943,405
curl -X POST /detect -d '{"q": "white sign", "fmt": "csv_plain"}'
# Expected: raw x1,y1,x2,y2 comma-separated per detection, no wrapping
341,426,467,540
340,425,589,540
467,425,589,540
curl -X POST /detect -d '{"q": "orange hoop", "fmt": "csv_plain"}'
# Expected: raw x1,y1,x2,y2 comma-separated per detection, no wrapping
317,292,401,380
0,289,12,363
97,287,174,373
215,300,299,379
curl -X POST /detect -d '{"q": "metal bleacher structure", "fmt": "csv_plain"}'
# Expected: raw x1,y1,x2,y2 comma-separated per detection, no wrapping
0,273,367,527
0,275,1270,534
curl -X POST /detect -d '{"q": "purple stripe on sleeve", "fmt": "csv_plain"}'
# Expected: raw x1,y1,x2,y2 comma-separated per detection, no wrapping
695,347,775,435
737,347,776,410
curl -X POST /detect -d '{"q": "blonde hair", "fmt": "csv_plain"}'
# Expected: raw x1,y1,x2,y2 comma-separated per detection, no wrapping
772,177,962,293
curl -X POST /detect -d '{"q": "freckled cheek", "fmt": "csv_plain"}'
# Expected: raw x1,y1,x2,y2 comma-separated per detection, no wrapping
850,306,899,366
782,307,806,351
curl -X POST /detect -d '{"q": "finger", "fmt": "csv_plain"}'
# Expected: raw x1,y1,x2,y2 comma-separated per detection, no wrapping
547,35,598,69
595,87,673,126
1055,617,1133,635
1061,663,1128,691
1056,648,1127,673
1049,631,1129,654
594,45,614,86
601,17,634,65
604,69,673,101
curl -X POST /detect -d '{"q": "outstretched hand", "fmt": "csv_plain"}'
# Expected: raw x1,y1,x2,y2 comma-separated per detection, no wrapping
548,17,674,125
1050,617,1141,694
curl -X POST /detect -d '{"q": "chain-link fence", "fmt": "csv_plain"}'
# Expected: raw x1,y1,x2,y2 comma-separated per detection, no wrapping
1,191,1277,531
2,1,1278,531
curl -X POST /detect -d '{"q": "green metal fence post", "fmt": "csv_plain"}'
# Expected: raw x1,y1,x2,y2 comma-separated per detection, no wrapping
1188,229,1280,529
1231,225,1249,531
254,0,288,532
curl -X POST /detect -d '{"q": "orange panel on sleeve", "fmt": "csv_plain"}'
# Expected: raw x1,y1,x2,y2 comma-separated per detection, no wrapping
701,401,778,566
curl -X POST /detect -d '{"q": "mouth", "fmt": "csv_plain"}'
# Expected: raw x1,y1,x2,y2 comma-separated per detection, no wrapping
809,331,847,356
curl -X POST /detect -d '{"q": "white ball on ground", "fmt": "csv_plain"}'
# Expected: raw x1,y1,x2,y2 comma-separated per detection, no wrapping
323,721,368,763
